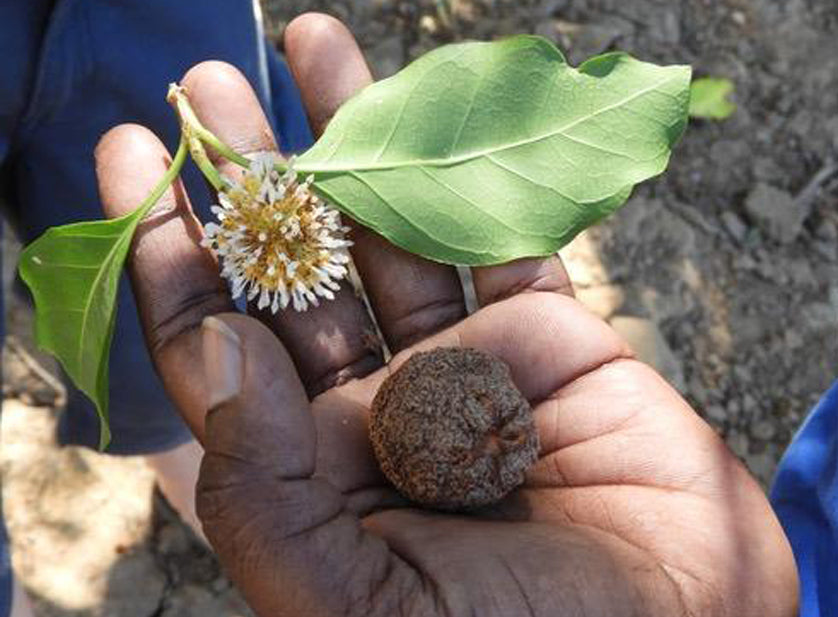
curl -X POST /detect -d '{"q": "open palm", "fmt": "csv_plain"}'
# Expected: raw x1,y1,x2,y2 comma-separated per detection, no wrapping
94,14,797,617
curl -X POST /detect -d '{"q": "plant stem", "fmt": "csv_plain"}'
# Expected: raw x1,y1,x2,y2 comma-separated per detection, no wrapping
167,83,257,172
137,135,189,219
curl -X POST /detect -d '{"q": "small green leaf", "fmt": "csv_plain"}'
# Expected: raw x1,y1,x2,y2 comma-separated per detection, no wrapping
19,213,145,448
689,77,736,120
297,35,691,265
18,139,187,448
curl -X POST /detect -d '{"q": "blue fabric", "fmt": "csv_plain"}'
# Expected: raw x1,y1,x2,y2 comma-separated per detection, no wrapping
0,493,8,617
1,0,312,455
772,381,838,617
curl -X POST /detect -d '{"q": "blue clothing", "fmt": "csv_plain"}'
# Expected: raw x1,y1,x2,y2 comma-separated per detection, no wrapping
772,381,838,617
0,0,312,611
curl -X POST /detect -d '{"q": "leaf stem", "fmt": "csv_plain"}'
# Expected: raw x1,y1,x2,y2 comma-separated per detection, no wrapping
137,135,189,219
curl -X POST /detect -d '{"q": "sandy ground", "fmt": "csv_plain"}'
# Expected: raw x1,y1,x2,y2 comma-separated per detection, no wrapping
2,0,838,615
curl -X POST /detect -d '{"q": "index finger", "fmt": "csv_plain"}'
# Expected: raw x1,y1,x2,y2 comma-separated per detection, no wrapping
394,292,630,403
95,124,233,438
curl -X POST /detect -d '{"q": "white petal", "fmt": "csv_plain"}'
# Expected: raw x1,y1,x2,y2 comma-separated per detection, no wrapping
279,287,290,309
257,287,270,310
231,278,247,299
218,193,235,210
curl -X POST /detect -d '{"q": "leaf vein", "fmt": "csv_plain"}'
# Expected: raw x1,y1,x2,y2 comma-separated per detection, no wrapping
345,171,494,257
301,73,682,173
417,166,541,238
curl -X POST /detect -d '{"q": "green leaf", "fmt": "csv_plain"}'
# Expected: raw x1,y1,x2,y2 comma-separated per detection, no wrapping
18,139,187,449
297,35,692,265
689,77,736,120
19,214,146,448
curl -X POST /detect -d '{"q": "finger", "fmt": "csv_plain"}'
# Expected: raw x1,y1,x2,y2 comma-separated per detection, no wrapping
472,255,574,307
198,314,421,616
182,61,381,396
96,124,233,438
286,13,467,352
385,292,631,404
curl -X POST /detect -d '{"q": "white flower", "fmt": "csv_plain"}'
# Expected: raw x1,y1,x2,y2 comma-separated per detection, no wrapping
202,153,352,313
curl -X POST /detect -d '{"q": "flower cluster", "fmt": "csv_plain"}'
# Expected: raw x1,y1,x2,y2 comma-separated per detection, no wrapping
202,153,352,312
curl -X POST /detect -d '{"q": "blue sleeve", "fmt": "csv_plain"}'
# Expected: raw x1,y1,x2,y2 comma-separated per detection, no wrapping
0,0,54,167
771,381,838,617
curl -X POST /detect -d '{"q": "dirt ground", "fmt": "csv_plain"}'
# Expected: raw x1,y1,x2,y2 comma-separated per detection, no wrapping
2,0,837,615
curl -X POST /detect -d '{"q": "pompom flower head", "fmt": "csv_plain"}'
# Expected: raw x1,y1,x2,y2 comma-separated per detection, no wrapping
202,153,352,312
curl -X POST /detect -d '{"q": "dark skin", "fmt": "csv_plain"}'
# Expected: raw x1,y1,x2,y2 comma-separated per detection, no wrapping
94,13,798,617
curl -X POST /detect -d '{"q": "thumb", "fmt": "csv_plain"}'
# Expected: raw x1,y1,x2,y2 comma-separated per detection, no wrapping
197,314,410,616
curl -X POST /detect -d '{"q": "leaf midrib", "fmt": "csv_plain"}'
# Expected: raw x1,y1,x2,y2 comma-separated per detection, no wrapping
300,73,681,174
74,222,133,387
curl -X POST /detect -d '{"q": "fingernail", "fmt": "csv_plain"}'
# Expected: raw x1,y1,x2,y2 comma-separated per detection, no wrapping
203,316,243,408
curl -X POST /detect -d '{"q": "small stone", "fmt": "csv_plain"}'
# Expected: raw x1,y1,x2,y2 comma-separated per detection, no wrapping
733,365,752,383
812,240,837,261
787,259,817,288
727,430,750,458
815,218,838,242
156,523,191,555
102,550,168,616
801,302,837,332
370,347,539,510
687,374,709,404
745,451,777,487
616,197,664,241
721,211,748,243
706,404,728,424
751,419,776,441
752,157,782,182
211,577,231,593
744,183,806,244
639,286,693,323
609,316,685,391
419,15,438,35
657,210,697,255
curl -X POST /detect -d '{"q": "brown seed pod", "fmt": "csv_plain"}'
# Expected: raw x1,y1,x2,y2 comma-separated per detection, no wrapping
370,347,539,510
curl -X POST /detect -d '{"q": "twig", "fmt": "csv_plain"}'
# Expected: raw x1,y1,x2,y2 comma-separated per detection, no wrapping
4,336,66,401
665,200,721,236
795,159,838,212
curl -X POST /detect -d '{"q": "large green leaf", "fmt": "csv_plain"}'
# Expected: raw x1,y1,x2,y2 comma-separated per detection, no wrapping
18,211,149,449
298,35,691,265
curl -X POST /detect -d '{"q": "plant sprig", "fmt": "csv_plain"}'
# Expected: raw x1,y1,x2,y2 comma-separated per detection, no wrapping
18,36,692,448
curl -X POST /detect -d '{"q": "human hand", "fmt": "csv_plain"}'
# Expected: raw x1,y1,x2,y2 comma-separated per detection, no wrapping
93,13,797,617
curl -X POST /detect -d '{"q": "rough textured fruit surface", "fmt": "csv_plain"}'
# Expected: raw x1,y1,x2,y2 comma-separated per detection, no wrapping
370,347,539,510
